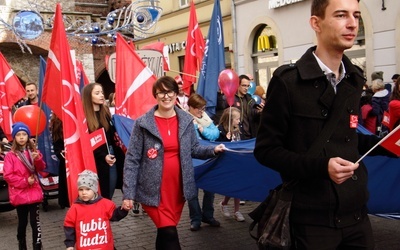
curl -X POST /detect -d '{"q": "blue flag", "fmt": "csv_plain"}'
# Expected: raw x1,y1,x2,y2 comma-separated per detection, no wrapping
37,56,59,175
196,0,225,117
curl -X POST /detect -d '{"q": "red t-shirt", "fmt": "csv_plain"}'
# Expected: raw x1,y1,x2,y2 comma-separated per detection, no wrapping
64,198,116,250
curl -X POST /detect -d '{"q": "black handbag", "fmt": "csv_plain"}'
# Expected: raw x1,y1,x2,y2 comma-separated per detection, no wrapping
248,181,295,250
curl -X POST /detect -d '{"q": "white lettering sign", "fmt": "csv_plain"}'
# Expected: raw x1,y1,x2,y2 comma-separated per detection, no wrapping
269,0,305,9
108,50,164,83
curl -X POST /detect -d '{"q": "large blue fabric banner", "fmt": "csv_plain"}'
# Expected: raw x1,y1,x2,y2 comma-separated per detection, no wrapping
113,114,400,216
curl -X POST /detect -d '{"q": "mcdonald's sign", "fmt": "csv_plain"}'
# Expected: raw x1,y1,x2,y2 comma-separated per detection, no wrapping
257,35,270,52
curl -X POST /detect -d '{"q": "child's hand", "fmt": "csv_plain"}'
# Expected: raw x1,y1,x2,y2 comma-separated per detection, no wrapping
31,151,39,160
66,247,74,250
226,132,231,140
28,174,35,185
122,199,133,211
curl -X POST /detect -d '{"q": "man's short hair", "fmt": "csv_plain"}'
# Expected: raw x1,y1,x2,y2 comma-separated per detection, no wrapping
25,82,38,89
311,0,360,18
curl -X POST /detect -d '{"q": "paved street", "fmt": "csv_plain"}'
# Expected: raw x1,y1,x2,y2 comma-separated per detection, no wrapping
0,190,400,250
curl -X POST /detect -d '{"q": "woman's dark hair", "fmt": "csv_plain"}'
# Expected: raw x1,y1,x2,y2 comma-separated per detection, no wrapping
152,76,179,98
49,113,63,142
391,78,400,101
82,83,111,132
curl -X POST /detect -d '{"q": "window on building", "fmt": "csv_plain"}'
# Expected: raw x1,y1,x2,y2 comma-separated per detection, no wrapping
345,17,366,76
179,0,189,8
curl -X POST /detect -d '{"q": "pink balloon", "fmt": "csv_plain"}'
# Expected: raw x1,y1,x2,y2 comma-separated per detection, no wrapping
218,69,239,106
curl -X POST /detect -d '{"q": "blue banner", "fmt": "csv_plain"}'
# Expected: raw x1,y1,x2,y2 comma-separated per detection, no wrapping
196,0,225,117
37,56,59,175
113,114,400,216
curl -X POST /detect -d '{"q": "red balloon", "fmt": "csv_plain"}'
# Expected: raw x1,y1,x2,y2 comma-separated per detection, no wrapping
218,69,239,106
13,105,47,136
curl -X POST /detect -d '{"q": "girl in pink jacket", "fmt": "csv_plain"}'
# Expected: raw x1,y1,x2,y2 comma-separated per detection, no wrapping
3,122,46,250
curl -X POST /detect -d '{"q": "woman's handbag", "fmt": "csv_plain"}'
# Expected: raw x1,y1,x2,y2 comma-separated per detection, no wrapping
248,181,295,250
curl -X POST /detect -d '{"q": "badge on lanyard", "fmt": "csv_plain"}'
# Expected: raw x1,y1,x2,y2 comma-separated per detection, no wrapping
350,115,358,128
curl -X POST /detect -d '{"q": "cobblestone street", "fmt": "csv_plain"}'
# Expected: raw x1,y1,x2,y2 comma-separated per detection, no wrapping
0,190,399,249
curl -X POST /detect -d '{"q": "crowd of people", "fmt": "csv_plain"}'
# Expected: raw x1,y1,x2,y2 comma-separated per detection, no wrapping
2,0,400,249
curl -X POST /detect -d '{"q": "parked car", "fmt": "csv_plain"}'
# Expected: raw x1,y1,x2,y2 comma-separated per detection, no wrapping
0,160,14,212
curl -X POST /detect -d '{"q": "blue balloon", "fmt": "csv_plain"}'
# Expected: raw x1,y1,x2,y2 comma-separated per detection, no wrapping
252,95,262,105
248,81,256,95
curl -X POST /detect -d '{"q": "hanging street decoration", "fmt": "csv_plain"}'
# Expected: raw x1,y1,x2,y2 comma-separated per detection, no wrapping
0,0,163,53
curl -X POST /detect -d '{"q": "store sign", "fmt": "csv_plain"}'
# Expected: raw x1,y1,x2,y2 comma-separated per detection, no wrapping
168,41,186,54
107,50,164,83
269,0,305,9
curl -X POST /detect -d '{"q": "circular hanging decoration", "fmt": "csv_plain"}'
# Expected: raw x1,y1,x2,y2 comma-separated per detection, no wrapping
12,10,44,40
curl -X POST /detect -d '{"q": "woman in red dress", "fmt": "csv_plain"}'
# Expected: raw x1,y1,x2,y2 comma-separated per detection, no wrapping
122,76,225,249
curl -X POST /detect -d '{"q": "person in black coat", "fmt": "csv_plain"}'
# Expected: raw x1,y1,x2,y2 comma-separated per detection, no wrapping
82,83,124,200
49,114,69,208
218,75,264,139
254,0,397,249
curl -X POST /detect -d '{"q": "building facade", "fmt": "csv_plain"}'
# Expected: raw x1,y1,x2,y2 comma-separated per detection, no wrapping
134,0,233,84
1,0,398,98
0,0,234,97
233,0,400,93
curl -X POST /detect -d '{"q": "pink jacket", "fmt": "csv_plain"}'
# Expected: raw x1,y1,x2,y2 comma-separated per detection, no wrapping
3,150,46,206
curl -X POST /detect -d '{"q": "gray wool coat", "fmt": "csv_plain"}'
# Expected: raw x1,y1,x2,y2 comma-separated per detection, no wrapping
122,105,216,206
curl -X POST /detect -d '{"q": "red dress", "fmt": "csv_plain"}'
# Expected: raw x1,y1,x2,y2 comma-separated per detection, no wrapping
142,115,185,228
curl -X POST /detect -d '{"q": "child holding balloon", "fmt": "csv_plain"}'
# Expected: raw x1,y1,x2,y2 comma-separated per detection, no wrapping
216,107,245,221
3,122,46,250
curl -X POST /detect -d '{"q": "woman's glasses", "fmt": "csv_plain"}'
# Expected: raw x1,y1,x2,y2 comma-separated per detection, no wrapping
156,90,176,98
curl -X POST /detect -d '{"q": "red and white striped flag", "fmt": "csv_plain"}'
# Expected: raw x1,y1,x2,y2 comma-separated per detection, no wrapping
115,33,157,119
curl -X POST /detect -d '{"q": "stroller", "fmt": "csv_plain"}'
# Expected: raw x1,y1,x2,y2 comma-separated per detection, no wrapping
38,173,59,211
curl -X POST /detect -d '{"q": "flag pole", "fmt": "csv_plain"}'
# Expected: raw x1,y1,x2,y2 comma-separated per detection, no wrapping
169,69,199,79
355,124,400,164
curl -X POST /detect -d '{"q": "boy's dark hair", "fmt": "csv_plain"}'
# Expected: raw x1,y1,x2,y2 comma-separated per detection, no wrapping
239,74,250,83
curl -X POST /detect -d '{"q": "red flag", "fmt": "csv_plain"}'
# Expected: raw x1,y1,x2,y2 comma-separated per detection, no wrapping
89,128,107,151
182,1,205,95
0,52,26,139
76,60,90,87
142,41,169,71
42,3,97,204
381,124,400,157
115,33,157,119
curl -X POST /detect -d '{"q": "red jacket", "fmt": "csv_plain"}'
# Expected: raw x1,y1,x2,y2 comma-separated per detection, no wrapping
3,150,46,206
361,104,377,134
389,100,400,131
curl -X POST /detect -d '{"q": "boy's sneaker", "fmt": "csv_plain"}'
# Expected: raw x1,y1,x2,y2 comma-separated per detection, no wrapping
234,211,245,222
219,201,230,217
239,200,246,205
